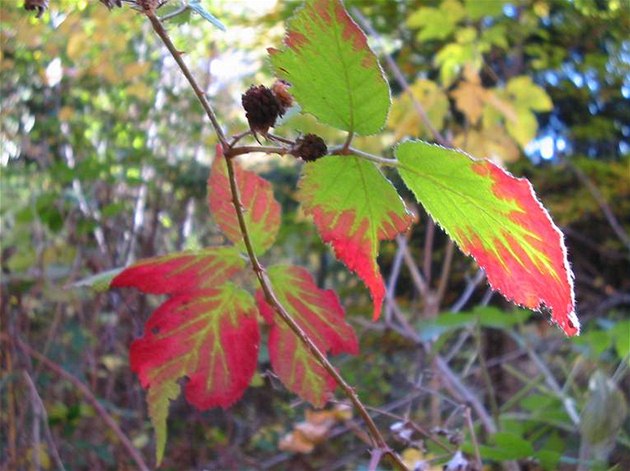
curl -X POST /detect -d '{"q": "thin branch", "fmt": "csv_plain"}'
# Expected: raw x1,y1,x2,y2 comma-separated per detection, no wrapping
222,153,406,470
435,240,454,305
566,160,630,254
23,371,67,471
434,355,497,435
342,131,355,153
399,235,430,297
345,146,399,166
145,11,229,149
6,336,150,471
463,406,482,469
450,270,485,313
423,219,435,285
226,145,288,158
507,331,580,426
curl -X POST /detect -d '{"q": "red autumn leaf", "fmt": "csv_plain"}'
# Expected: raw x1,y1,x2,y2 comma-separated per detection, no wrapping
397,141,578,335
299,156,412,320
110,248,257,463
111,246,244,295
208,145,281,256
256,264,359,407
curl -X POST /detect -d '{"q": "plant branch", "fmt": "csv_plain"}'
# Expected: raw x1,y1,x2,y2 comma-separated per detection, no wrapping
222,152,407,470
146,10,408,471
145,11,229,150
227,145,288,158
4,335,150,471
344,146,399,166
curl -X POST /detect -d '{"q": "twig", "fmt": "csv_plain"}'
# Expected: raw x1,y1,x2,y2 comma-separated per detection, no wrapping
23,371,67,471
450,270,485,313
227,145,288,158
423,220,435,285
435,240,454,305
434,355,497,435
566,160,630,254
507,331,580,426
222,153,406,469
145,11,408,471
145,11,229,150
5,336,150,471
463,406,482,469
399,236,430,297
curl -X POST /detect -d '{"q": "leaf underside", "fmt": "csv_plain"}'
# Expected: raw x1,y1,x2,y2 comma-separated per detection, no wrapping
299,156,412,320
269,0,390,135
256,264,359,407
396,141,578,336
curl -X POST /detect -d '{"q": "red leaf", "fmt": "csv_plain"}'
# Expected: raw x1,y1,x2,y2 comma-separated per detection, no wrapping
130,285,259,410
111,247,244,295
397,141,578,335
208,145,281,255
299,156,412,320
256,265,359,406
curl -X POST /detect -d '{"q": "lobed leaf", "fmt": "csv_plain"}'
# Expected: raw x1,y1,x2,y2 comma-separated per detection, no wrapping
299,156,412,320
111,250,257,463
269,0,390,135
396,141,578,336
208,145,281,256
256,265,359,406
132,284,259,463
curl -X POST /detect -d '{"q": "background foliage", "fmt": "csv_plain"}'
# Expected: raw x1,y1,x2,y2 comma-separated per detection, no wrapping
1,0,629,469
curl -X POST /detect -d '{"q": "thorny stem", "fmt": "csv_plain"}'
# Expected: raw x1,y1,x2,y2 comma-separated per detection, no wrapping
226,145,288,158
145,11,229,150
146,11,408,471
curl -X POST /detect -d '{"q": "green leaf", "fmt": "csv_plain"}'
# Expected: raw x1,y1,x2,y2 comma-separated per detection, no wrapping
396,141,579,336
69,267,123,292
269,0,390,135
299,156,411,319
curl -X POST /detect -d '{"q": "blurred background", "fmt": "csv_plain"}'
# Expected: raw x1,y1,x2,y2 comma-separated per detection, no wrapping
1,0,629,469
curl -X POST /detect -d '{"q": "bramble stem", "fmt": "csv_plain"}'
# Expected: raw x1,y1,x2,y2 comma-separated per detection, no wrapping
145,10,408,471
145,12,229,150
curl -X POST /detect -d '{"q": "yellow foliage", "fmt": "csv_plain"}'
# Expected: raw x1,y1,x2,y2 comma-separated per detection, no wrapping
389,79,449,140
454,128,520,163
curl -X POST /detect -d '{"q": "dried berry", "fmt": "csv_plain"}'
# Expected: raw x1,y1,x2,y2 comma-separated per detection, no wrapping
242,85,282,136
291,134,327,162
24,0,48,17
272,80,294,113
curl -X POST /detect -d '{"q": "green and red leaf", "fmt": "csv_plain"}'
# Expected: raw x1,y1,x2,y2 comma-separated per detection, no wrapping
256,265,359,406
110,249,257,463
129,284,259,463
268,0,390,135
208,145,281,256
396,141,578,335
298,156,412,319
111,246,244,294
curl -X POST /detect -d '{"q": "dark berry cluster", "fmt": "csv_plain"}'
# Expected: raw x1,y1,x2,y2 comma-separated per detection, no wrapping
291,134,328,162
241,81,294,136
